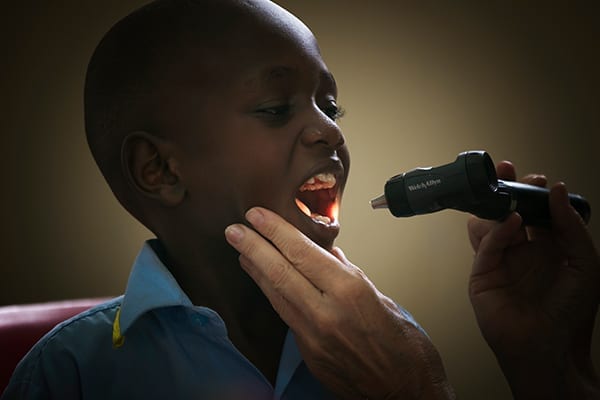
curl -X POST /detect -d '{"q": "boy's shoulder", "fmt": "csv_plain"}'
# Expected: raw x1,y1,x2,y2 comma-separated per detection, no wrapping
2,297,122,399
38,296,122,347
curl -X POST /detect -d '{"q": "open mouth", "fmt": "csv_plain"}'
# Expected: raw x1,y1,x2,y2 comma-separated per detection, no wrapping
295,173,340,226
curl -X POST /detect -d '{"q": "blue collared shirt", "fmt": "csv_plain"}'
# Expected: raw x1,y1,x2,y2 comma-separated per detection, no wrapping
2,240,332,399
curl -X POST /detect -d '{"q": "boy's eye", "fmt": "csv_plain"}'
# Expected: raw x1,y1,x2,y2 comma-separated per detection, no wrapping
254,101,345,123
322,101,345,121
256,104,292,118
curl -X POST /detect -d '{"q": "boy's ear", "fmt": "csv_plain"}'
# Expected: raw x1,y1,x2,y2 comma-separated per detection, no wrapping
121,131,186,207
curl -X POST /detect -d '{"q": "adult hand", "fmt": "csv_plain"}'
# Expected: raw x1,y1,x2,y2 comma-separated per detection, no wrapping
468,161,600,399
225,207,455,400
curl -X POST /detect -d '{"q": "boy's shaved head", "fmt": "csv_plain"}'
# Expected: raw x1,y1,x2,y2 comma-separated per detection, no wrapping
85,0,348,249
84,0,314,218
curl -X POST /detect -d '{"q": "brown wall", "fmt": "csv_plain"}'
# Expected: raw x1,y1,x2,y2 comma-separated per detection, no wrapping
1,2,598,399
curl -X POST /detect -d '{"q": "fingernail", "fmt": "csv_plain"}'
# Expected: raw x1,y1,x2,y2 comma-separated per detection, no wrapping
245,208,264,226
225,224,244,244
558,181,567,191
556,182,569,201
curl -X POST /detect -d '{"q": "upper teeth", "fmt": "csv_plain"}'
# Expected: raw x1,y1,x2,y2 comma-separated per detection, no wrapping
300,173,336,191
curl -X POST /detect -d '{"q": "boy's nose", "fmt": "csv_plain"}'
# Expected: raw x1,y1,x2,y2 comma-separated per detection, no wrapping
300,118,345,150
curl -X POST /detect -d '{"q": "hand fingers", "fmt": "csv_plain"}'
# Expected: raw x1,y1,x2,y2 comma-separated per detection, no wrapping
242,207,348,289
496,160,547,187
520,173,547,187
549,182,600,308
496,160,517,181
330,246,350,265
468,215,527,252
225,207,346,302
497,162,550,239
467,216,494,252
471,212,523,277
519,174,549,241
224,222,322,322
550,182,599,268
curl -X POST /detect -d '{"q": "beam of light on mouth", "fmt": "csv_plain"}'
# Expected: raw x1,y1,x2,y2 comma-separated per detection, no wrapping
295,198,311,217
328,201,339,221
295,197,339,226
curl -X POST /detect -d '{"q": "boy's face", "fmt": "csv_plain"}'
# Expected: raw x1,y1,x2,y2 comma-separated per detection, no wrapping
157,4,349,250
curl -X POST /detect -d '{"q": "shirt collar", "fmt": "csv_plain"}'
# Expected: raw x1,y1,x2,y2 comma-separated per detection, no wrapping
274,330,303,398
118,239,305,394
119,239,193,334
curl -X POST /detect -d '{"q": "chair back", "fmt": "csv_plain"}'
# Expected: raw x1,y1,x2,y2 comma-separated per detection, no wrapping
0,298,109,393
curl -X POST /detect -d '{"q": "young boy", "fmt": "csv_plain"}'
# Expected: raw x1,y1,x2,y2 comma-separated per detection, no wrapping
3,1,450,398
3,0,599,399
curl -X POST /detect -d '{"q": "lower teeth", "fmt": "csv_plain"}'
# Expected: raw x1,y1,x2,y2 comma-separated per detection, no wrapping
312,214,332,224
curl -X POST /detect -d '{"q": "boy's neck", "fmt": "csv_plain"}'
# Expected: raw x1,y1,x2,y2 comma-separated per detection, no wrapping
151,236,261,311
150,237,288,385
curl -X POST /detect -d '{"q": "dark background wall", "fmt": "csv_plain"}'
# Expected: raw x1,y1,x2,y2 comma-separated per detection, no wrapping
1,2,598,399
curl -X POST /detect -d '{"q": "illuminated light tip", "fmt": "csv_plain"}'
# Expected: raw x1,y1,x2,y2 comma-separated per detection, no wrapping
329,201,339,221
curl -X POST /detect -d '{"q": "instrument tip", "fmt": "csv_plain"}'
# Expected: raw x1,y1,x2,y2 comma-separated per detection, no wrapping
370,194,388,210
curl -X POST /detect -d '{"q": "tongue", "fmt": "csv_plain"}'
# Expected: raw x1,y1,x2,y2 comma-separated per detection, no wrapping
295,198,332,224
